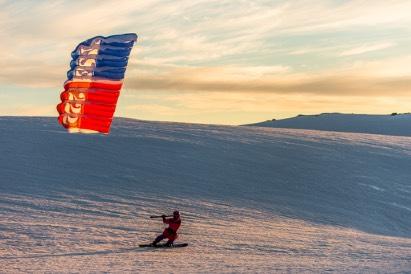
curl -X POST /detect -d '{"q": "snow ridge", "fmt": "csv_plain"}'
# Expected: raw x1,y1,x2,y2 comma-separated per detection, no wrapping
248,113,411,137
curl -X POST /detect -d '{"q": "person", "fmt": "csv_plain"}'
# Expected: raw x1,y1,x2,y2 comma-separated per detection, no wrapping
151,210,181,246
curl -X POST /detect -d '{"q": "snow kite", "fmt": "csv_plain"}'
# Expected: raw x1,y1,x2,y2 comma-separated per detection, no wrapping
56,33,137,134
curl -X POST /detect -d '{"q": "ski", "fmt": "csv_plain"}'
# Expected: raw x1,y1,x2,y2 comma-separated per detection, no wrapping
139,243,188,248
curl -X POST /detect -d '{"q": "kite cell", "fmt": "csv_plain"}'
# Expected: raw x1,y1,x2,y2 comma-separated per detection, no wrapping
57,33,137,134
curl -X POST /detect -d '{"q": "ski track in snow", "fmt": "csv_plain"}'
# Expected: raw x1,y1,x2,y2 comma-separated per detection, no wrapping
0,117,411,273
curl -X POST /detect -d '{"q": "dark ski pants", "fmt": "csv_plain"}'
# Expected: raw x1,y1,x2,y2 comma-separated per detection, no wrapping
153,234,174,246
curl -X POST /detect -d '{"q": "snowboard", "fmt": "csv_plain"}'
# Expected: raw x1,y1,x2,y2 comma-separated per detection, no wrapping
139,243,188,248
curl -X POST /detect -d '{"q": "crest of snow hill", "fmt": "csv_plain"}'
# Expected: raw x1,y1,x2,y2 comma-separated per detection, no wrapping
248,113,411,137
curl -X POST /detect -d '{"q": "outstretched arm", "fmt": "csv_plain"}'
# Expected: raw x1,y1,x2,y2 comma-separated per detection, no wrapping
162,215,171,224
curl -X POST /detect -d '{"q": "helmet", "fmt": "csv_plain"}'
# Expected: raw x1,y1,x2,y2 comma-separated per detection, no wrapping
173,210,180,217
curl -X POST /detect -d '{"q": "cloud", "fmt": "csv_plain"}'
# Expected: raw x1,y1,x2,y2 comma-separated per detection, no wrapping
1,0,411,124
1,0,410,89
340,42,395,56
124,64,411,97
270,1,411,34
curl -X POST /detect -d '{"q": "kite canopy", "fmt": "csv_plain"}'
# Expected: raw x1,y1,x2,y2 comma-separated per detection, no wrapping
57,33,137,134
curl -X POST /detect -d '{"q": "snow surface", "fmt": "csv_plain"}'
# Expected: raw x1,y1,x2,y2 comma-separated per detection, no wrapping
248,113,411,137
1,116,411,273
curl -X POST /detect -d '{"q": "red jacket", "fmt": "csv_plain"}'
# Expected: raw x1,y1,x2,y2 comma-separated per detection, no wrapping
162,216,181,241
163,216,181,233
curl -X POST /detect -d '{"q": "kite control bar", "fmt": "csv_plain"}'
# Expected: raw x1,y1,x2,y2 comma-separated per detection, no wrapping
150,215,173,219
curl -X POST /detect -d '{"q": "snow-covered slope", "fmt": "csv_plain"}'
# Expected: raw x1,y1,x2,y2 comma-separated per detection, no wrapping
248,113,411,137
1,117,410,273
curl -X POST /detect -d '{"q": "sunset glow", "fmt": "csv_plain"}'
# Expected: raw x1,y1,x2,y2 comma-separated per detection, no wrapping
0,0,410,124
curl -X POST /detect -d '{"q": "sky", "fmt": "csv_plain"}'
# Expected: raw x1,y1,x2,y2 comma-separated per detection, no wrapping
0,0,410,125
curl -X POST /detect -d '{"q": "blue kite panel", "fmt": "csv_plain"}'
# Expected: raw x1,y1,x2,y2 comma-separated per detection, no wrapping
67,33,138,82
